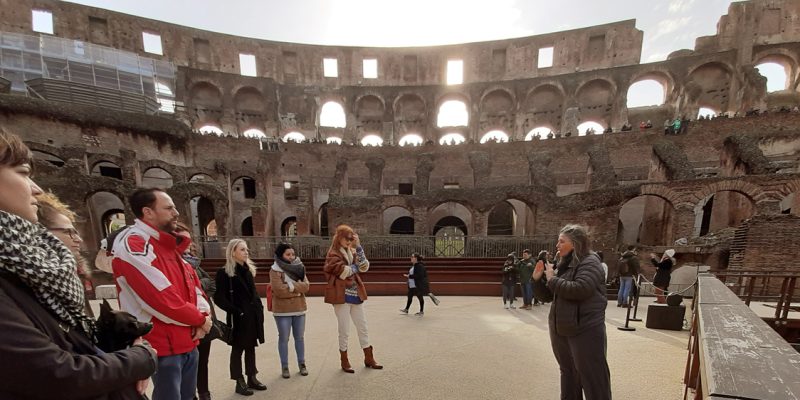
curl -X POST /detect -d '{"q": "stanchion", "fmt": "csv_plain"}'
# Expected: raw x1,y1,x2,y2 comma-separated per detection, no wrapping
617,296,636,331
629,274,642,322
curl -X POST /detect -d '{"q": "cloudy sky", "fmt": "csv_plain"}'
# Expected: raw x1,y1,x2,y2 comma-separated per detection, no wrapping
63,0,736,63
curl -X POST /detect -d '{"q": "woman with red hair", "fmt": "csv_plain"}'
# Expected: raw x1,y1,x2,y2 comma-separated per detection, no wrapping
323,225,383,373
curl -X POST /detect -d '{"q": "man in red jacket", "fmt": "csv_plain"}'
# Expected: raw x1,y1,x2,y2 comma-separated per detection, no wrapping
112,188,212,400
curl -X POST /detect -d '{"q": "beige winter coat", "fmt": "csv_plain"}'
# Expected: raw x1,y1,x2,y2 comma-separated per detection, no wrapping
269,265,310,315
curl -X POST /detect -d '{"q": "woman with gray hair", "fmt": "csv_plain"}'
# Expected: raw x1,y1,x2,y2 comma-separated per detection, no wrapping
541,224,611,399
214,239,266,396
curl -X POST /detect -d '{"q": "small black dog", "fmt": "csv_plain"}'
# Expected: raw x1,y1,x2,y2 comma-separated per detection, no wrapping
96,299,153,352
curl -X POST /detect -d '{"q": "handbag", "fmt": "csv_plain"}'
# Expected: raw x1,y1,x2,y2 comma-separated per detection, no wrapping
266,284,273,312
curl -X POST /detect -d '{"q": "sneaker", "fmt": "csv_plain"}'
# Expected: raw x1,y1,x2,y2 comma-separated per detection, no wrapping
415,312,424,316
510,304,516,309
399,308,408,314
504,303,510,309
299,363,309,376
281,367,290,379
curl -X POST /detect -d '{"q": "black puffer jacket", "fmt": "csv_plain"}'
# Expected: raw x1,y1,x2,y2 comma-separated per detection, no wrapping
547,252,607,337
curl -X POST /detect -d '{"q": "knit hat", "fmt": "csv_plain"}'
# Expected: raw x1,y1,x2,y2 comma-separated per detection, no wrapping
664,249,676,258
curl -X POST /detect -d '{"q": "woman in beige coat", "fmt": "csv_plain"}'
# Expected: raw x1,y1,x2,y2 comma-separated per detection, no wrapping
270,243,311,379
323,224,383,373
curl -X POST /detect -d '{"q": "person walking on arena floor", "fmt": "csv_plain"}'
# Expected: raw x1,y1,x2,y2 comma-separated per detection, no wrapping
270,242,311,379
214,239,267,396
323,225,383,373
400,252,429,316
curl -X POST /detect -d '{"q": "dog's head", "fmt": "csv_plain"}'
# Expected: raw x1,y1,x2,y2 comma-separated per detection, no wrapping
97,300,153,351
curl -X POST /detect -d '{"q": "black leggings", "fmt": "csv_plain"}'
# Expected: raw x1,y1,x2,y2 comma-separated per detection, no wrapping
196,338,211,394
405,287,425,312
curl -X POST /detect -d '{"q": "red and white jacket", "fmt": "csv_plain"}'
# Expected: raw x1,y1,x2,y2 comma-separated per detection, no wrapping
112,219,210,356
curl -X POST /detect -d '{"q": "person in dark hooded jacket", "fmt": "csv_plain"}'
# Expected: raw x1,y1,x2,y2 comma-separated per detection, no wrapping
543,224,611,400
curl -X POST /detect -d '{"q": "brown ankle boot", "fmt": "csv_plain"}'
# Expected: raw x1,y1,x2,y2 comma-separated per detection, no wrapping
363,346,383,369
340,350,354,373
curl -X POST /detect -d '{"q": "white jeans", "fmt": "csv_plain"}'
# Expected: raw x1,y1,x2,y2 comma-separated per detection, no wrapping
333,303,370,351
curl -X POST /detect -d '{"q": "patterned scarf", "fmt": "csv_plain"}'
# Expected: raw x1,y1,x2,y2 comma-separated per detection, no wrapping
274,256,305,281
0,211,96,339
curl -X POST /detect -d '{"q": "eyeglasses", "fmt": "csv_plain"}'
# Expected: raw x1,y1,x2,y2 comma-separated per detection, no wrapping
50,227,81,240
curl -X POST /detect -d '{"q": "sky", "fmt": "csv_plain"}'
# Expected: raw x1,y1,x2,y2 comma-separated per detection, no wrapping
63,0,737,63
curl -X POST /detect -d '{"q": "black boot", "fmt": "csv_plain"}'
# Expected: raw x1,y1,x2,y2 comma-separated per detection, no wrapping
247,375,267,391
234,378,253,396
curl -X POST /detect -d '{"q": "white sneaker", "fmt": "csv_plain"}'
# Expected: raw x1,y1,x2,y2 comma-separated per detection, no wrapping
504,303,510,309
415,312,424,316
510,304,517,309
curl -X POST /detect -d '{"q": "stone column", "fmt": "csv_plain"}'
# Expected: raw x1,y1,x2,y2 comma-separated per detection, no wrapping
473,210,489,236
415,153,434,194
365,157,385,196
468,151,492,188
673,206,696,240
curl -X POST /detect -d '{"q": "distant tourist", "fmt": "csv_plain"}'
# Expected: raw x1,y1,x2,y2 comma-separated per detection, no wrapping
270,242,311,379
516,249,537,309
400,252,438,316
617,247,639,308
0,129,157,399
215,239,267,395
501,253,518,309
539,224,611,399
650,249,676,304
323,225,383,372
597,251,609,283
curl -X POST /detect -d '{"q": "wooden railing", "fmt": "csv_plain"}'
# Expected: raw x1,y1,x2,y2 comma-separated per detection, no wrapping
683,274,800,399
712,270,798,323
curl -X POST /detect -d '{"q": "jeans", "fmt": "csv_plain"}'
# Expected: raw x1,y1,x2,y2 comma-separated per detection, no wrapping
151,349,199,400
521,282,534,306
274,315,306,368
617,276,634,306
501,283,516,304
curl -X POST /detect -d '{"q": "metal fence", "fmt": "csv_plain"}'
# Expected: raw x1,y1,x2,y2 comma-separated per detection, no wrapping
197,235,557,259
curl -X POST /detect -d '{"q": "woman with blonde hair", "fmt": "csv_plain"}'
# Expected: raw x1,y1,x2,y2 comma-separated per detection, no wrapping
214,239,266,396
323,225,383,373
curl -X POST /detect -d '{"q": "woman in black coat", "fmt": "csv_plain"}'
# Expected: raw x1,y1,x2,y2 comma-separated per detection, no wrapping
0,129,156,399
214,239,266,396
400,253,429,316
650,249,675,304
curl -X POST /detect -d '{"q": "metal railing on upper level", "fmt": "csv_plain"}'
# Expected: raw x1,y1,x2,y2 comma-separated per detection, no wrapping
196,235,557,260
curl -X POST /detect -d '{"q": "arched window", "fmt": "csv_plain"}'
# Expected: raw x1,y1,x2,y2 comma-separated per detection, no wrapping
283,131,306,143
755,62,789,92
577,121,605,136
626,80,665,108
437,100,469,127
198,125,223,135
479,130,509,144
398,134,424,146
320,101,346,128
439,133,466,145
325,136,342,144
242,128,266,139
360,134,383,147
525,127,551,141
697,107,717,119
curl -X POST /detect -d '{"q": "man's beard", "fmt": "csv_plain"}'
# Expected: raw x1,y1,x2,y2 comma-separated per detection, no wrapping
160,219,177,233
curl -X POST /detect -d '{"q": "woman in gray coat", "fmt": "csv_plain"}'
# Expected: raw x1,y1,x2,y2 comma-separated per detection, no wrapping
542,224,611,400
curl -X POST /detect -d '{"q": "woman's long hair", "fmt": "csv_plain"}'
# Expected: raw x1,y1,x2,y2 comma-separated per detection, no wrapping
224,238,257,277
560,224,591,260
328,224,355,253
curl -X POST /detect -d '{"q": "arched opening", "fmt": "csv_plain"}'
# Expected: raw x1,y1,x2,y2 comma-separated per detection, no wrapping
577,121,605,136
281,216,298,237
389,217,415,235
233,87,266,113
437,100,469,128
190,196,215,238
506,199,535,236
360,134,383,147
142,167,173,189
693,191,755,237
325,136,342,145
626,79,666,108
205,220,218,237
318,203,329,237
242,128,266,139
31,151,64,167
687,62,732,114
240,216,253,236
91,161,123,180
780,192,799,216
320,101,346,128
87,191,125,243
232,176,257,202
382,206,412,234
617,195,675,245
398,133,424,147
355,95,385,123
479,130,509,144
525,84,564,132
189,173,215,183
100,209,125,238
487,201,516,235
697,107,718,119
394,94,426,123
576,79,614,123
480,89,514,119
525,127,552,141
189,81,223,108
198,125,223,136
755,62,789,92
283,131,306,143
433,216,467,257
439,133,466,145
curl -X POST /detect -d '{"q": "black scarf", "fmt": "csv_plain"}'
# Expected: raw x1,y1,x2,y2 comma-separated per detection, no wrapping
274,256,305,281
0,211,96,339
